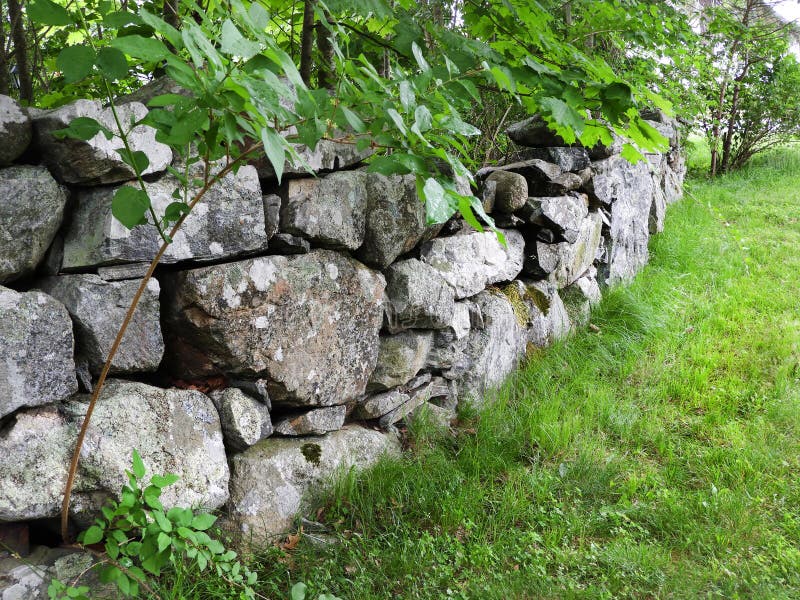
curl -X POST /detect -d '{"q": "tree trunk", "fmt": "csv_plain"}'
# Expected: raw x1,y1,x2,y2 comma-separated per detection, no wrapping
299,0,316,85
316,9,335,89
0,1,11,96
163,0,180,30
7,0,32,103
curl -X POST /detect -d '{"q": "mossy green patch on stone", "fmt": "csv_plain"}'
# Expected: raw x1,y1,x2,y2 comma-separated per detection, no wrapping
300,442,322,466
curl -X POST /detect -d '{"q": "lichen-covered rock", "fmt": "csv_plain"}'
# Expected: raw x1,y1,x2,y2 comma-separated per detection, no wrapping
561,269,602,327
647,154,668,234
384,258,455,333
279,171,368,250
0,407,74,521
0,95,32,165
162,250,385,406
0,381,228,522
226,426,400,541
36,274,164,375
420,229,525,299
65,380,229,520
62,166,265,270
591,156,654,284
209,387,273,451
356,173,440,269
513,280,571,348
354,390,410,420
484,171,528,213
0,287,77,419
518,194,589,244
368,331,433,392
524,212,603,288
32,100,171,185
453,291,527,404
0,166,68,283
513,146,591,172
274,405,346,436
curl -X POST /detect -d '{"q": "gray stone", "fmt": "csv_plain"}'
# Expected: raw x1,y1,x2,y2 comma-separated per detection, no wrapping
561,269,601,327
65,380,229,521
378,394,426,429
0,381,228,522
268,232,311,254
384,258,455,333
520,279,571,347
209,387,273,451
162,250,385,407
0,166,68,283
274,405,346,436
485,171,528,213
506,115,570,147
96,262,149,281
32,99,172,185
647,154,668,234
546,171,583,195
512,146,591,172
279,171,368,250
263,194,281,239
354,390,410,420
368,331,433,392
419,229,525,299
0,287,77,419
356,173,441,269
36,274,164,375
62,166,265,270
408,402,455,429
453,291,527,404
524,212,603,288
518,194,589,243
0,95,31,165
254,138,372,180
226,425,400,542
591,156,654,284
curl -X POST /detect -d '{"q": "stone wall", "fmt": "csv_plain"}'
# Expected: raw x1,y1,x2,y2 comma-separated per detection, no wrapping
0,95,684,549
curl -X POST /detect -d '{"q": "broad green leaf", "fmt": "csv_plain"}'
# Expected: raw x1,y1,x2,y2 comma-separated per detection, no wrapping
411,42,430,72
290,582,308,600
387,108,407,135
620,143,644,163
221,19,260,60
28,0,72,25
338,106,367,133
139,9,183,49
53,117,112,141
440,115,481,137
399,80,415,111
420,177,454,223
261,127,286,184
111,35,171,62
191,512,217,531
539,96,584,141
96,47,129,81
132,449,146,478
103,11,141,28
117,149,150,174
112,187,150,229
56,46,96,84
151,473,180,488
81,525,104,545
153,510,173,533
414,105,433,132
157,532,171,552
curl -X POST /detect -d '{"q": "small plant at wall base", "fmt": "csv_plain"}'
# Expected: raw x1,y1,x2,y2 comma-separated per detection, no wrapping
47,451,257,599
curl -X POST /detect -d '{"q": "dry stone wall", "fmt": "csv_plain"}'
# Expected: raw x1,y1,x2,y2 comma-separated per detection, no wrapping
0,93,685,551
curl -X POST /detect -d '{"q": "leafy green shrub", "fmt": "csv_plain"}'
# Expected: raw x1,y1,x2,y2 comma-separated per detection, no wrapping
48,450,256,599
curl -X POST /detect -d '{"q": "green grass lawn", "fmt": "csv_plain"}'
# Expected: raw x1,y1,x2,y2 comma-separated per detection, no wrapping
165,149,800,599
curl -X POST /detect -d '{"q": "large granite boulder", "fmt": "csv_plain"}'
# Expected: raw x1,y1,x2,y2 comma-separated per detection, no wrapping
0,381,228,522
0,287,77,419
279,171,368,250
383,258,455,333
590,156,655,284
367,331,433,391
524,212,603,288
161,250,385,406
419,229,525,299
32,100,172,185
0,95,32,165
453,291,527,403
226,426,399,542
61,166,266,270
356,173,440,269
36,274,164,375
0,166,68,283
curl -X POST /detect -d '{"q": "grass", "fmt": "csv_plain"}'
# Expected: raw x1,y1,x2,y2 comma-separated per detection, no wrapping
164,148,800,599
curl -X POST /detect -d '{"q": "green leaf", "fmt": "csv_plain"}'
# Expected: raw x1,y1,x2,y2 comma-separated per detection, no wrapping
167,506,193,527
53,117,112,141
157,532,172,552
620,143,644,163
153,510,173,533
132,449,146,479
338,106,367,134
440,115,480,137
411,42,430,72
56,46,96,84
414,106,433,133
103,11,142,28
221,19,260,60
420,177,455,223
28,0,72,25
96,47,129,81
398,80,415,111
139,9,183,49
151,473,180,488
539,96,584,142
111,35,171,62
118,149,150,174
112,187,150,229
191,512,217,531
387,108,407,136
261,127,286,184
81,525,104,545
290,582,308,600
